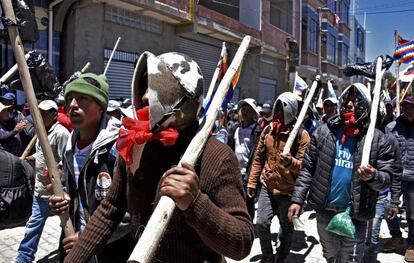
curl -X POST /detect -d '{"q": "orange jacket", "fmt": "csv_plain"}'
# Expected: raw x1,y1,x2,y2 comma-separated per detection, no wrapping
247,123,310,195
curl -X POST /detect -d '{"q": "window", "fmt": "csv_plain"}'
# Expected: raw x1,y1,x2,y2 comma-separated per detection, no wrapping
199,0,239,20
327,0,338,14
105,5,162,34
327,34,337,64
270,0,293,34
356,29,365,52
308,18,318,53
341,0,349,25
342,44,349,66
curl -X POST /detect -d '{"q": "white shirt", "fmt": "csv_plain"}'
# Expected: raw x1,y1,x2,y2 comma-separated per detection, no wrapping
234,123,255,175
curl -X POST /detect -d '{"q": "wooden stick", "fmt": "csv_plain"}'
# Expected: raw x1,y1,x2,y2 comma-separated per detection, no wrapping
395,31,401,116
361,57,385,166
20,134,37,160
1,0,75,236
204,42,226,105
399,78,414,103
81,62,91,73
283,75,320,154
104,37,121,75
127,35,252,263
0,53,30,83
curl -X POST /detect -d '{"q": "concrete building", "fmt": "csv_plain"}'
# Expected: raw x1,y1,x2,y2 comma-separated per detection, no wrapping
298,0,353,93
349,14,366,84
0,0,304,104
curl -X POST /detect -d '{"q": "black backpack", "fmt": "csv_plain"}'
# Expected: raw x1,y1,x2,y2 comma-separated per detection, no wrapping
0,149,34,229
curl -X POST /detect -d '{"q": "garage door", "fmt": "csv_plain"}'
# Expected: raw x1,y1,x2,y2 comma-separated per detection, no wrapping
178,36,221,95
104,49,139,100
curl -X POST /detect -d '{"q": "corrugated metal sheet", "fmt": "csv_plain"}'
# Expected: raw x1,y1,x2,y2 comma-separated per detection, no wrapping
178,37,221,95
104,60,135,100
258,77,277,104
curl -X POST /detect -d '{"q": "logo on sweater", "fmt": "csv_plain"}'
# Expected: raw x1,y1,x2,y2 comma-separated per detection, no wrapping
95,172,111,200
96,172,111,189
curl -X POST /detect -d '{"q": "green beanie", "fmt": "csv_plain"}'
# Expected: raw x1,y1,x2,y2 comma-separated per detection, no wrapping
64,73,109,111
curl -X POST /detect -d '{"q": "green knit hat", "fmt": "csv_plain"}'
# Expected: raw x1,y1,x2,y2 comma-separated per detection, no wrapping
64,73,109,111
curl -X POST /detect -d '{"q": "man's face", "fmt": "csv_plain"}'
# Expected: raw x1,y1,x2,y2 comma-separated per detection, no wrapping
0,109,10,123
324,101,337,118
341,99,355,115
274,101,284,122
66,92,103,130
240,104,256,123
403,103,414,122
385,104,393,116
40,109,55,129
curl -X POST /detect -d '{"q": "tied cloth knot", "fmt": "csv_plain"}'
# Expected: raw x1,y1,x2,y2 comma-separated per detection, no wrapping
272,119,288,133
116,107,179,165
341,111,359,144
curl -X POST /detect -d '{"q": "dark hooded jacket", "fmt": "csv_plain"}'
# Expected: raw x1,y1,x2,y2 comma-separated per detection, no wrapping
291,116,394,221
291,85,394,221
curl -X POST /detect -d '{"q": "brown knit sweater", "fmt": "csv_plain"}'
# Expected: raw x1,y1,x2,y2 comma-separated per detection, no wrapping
65,127,254,263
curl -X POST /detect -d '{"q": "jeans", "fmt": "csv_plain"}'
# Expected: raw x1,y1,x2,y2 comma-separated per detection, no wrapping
16,196,50,263
317,210,367,263
386,181,414,245
366,193,390,257
256,189,293,258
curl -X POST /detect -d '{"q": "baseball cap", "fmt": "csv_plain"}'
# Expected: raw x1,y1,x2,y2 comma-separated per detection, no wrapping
261,100,273,113
1,92,16,101
38,100,58,111
323,97,338,105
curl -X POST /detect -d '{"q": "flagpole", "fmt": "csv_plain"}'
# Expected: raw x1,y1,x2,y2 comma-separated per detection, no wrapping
395,30,401,116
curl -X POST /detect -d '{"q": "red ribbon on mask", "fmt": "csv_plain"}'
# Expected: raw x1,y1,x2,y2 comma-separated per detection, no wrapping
341,111,359,144
116,107,179,165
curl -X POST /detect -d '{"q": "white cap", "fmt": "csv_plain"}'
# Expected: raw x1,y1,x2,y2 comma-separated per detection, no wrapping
107,100,121,112
38,100,58,111
0,102,12,113
237,98,260,116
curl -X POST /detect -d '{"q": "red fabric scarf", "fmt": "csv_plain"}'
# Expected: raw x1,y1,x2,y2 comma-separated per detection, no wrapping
116,107,179,165
341,111,359,144
272,119,288,133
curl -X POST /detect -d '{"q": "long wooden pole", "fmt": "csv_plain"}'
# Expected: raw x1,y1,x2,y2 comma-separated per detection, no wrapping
283,75,320,154
128,35,252,263
20,134,37,160
395,30,401,116
1,0,75,236
361,57,385,166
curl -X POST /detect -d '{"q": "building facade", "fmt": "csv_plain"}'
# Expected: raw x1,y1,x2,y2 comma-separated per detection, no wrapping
0,0,365,104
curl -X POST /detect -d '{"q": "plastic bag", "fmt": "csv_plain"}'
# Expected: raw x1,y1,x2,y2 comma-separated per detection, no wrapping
325,207,356,239
8,50,61,98
1,0,39,43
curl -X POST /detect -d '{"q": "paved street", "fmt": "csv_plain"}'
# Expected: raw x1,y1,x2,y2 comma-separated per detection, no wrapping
0,211,407,263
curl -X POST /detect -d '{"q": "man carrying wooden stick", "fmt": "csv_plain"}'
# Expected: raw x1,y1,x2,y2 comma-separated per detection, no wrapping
288,84,394,263
64,52,254,263
48,73,134,262
247,92,310,263
16,100,70,263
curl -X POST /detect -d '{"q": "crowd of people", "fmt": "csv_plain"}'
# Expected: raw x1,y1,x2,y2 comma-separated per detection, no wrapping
0,50,411,263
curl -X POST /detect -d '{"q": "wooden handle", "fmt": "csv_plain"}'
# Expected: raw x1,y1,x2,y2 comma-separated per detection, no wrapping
81,62,91,73
127,35,252,263
283,76,320,155
20,134,37,160
361,57,385,166
1,0,75,236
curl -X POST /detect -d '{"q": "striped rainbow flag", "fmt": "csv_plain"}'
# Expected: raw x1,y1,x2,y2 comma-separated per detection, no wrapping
394,39,414,65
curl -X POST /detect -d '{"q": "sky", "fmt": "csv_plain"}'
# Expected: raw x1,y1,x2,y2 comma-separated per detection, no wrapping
353,0,414,74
